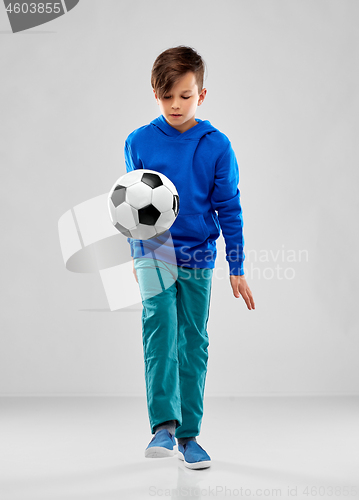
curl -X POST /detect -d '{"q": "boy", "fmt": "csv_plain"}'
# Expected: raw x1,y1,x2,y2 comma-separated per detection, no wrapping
124,46,255,470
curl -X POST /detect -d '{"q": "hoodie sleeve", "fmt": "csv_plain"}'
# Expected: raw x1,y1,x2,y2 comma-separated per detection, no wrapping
124,140,139,173
124,139,142,257
211,142,245,276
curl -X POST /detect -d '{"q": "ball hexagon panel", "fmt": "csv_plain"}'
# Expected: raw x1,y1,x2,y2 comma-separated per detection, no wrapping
154,209,176,232
117,169,144,188
130,224,157,240
161,174,177,195
151,185,174,213
126,182,153,209
115,202,139,230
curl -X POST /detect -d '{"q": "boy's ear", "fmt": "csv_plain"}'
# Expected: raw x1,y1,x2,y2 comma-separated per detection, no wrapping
153,88,159,103
198,87,207,106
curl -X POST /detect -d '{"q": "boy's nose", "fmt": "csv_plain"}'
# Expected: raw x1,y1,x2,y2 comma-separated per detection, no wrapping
171,101,180,109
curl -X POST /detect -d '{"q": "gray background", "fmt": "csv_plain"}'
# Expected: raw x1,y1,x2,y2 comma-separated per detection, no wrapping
1,0,358,396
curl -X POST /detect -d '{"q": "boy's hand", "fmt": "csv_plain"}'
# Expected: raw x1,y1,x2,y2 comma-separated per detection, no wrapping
132,258,138,283
229,274,255,310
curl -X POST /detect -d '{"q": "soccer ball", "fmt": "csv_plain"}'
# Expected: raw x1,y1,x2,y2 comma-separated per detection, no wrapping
108,169,180,240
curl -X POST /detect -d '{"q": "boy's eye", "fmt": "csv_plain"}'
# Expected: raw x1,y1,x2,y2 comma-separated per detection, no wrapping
163,96,191,100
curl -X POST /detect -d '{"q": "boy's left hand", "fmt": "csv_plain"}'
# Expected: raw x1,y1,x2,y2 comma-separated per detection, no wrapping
229,274,255,310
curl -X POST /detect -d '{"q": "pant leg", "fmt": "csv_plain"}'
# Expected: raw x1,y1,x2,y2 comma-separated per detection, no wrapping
175,266,213,439
134,257,182,434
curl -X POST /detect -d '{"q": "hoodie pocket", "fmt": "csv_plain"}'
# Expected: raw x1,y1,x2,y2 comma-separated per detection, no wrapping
170,214,210,247
203,211,221,241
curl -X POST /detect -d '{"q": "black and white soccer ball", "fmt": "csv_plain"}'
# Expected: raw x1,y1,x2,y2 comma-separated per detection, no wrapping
108,169,180,240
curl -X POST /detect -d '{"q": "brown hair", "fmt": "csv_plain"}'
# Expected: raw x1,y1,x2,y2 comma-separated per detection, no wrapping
151,46,206,100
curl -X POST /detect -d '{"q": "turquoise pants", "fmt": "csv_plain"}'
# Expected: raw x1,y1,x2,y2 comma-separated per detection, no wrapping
134,257,213,438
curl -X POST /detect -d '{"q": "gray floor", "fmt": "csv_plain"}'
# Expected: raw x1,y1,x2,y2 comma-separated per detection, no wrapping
0,396,358,500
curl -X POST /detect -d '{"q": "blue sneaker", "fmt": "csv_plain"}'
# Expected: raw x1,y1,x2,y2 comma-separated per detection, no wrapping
178,440,211,469
145,429,177,458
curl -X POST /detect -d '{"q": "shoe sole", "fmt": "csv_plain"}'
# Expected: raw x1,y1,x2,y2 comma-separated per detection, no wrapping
178,450,212,469
145,445,177,458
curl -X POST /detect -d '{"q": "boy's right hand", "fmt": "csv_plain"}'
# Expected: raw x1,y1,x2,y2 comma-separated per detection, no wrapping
132,258,138,283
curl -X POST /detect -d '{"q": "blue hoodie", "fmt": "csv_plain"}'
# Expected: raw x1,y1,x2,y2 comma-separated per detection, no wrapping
124,114,245,275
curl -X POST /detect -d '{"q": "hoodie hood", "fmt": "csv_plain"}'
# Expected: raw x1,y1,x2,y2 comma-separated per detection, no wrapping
150,114,217,141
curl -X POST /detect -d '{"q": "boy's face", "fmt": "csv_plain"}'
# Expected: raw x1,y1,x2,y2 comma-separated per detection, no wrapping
153,71,207,134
